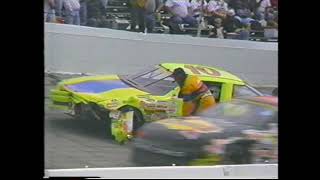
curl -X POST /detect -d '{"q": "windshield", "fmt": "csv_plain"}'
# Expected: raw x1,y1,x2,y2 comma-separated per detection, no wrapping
122,65,178,96
199,99,277,128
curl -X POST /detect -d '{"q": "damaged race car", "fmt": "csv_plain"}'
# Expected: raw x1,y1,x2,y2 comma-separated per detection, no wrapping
50,63,263,143
131,96,278,166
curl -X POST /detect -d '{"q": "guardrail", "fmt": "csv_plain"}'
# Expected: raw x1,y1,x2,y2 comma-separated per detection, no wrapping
44,164,278,179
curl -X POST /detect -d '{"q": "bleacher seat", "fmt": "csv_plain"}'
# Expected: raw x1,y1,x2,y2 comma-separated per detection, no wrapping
103,0,278,40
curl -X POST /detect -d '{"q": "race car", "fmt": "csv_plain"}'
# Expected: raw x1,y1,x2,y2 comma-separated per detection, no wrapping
131,96,278,166
50,63,263,143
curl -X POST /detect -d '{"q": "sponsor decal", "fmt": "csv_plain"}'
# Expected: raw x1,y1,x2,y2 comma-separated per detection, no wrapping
141,100,176,111
157,119,222,133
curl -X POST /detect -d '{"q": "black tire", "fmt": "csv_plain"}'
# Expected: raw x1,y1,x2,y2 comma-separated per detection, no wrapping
74,103,113,138
223,139,255,164
74,104,88,121
119,106,145,133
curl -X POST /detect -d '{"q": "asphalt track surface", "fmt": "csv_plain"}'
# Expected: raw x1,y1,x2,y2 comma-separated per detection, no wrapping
44,73,276,169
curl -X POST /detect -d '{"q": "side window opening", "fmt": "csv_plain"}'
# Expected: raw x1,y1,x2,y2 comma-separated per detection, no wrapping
233,85,260,98
204,82,222,102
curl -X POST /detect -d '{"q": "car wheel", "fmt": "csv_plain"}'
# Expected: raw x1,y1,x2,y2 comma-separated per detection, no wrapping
223,139,255,164
119,106,145,133
74,104,87,121
73,103,113,139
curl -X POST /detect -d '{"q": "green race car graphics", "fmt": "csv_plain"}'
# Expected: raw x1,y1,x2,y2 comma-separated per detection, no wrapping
50,63,262,143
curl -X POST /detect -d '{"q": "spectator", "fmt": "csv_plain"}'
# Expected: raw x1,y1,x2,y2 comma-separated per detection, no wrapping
44,0,56,22
190,0,207,20
206,0,229,27
227,0,256,31
235,21,250,40
227,0,255,22
230,1,263,31
208,18,226,38
100,0,109,9
222,9,241,33
44,0,49,20
227,0,240,10
265,6,277,22
58,0,81,25
165,0,198,34
145,0,163,33
255,0,271,20
225,0,254,13
80,0,88,26
265,14,274,24
129,0,162,33
247,0,259,13
250,19,263,30
86,0,106,27
54,0,62,16
266,19,277,28
234,9,255,26
270,0,277,10
53,0,65,23
129,0,143,32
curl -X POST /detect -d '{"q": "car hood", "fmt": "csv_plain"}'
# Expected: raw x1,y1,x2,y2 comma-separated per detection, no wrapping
152,116,255,137
60,75,149,101
135,116,257,150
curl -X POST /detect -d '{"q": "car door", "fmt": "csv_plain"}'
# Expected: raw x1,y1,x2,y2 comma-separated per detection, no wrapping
138,86,184,121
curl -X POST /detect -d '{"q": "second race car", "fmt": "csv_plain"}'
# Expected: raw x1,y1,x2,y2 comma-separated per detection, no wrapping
131,96,278,166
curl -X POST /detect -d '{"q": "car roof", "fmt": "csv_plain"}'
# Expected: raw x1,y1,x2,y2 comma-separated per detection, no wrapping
236,96,278,107
160,63,244,83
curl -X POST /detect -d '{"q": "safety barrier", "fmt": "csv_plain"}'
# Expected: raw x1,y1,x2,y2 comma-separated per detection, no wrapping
44,164,278,179
45,23,278,86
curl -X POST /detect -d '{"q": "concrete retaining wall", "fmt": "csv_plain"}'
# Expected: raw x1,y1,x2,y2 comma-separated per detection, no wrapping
45,23,278,86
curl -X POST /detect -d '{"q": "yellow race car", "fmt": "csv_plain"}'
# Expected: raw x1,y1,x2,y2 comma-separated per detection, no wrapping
50,63,262,143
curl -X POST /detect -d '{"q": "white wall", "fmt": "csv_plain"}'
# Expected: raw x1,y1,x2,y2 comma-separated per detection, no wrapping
45,23,278,86
45,164,278,179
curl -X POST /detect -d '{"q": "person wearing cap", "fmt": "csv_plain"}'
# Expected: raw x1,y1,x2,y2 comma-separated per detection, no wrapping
208,18,226,38
171,68,216,116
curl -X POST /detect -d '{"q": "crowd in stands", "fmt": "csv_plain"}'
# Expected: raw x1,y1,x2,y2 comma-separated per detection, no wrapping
44,0,108,26
44,0,278,40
